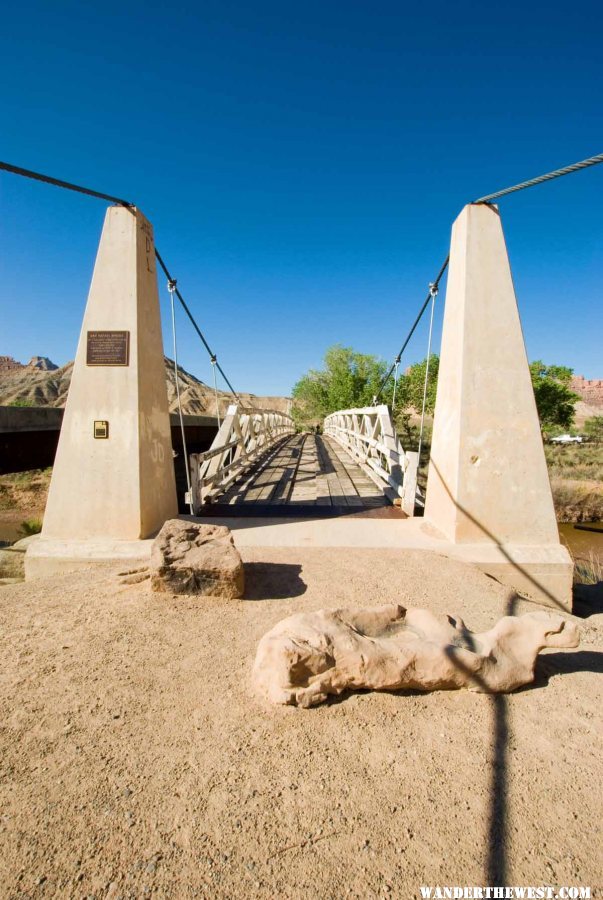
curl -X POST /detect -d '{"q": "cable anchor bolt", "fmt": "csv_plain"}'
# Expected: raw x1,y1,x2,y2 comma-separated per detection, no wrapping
210,355,217,365
429,282,439,298
167,279,177,293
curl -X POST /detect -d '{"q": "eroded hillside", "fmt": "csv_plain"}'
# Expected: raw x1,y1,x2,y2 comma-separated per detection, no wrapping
0,356,291,417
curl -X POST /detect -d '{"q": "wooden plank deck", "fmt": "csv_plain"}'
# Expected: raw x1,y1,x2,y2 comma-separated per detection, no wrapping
209,434,398,516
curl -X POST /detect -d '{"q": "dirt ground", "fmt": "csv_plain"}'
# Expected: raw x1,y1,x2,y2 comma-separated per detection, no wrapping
0,548,601,899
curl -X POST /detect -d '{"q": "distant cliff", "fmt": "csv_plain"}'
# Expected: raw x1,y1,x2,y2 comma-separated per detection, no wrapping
0,355,291,417
0,355,58,374
571,375,603,408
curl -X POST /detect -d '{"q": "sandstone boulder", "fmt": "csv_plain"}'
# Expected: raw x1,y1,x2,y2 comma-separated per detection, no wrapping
253,604,580,707
150,520,244,597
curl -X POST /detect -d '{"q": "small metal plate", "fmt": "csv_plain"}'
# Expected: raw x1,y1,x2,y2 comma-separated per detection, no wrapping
94,420,109,439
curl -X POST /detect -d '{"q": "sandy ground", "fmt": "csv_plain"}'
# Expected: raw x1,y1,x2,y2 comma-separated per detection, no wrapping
0,548,601,899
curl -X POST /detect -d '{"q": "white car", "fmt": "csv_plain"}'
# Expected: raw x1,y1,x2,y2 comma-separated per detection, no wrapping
550,434,583,444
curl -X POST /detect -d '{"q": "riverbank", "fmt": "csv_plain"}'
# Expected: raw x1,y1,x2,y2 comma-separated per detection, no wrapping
0,468,49,543
1,460,602,559
545,443,603,522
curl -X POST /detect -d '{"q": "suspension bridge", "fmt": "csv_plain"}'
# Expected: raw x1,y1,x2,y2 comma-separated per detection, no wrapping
188,404,415,517
2,153,602,609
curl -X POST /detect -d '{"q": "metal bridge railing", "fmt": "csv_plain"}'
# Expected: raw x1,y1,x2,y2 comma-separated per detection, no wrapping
189,404,295,512
323,404,419,515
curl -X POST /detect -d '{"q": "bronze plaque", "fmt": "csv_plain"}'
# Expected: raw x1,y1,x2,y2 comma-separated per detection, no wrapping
93,420,109,439
86,331,130,366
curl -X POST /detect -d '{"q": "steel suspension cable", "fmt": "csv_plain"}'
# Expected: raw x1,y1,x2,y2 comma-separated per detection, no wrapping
210,357,222,427
0,160,134,208
374,254,449,402
376,150,603,403
154,250,241,402
0,159,242,405
417,283,438,466
3,151,602,408
391,360,401,411
473,152,603,204
167,280,194,515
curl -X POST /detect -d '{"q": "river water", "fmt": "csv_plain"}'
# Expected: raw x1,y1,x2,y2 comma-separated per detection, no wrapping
558,522,603,562
0,516,29,544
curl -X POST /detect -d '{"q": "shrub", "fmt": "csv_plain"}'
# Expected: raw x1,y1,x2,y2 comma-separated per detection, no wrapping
18,518,43,537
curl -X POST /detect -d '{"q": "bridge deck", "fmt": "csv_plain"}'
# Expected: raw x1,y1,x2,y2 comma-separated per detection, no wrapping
211,434,393,513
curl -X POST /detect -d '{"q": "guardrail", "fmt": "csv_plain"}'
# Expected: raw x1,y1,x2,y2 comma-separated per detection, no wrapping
323,404,419,515
189,404,295,512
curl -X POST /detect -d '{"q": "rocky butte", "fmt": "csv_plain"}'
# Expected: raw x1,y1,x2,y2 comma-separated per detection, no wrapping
0,355,58,374
571,374,603,407
0,354,290,416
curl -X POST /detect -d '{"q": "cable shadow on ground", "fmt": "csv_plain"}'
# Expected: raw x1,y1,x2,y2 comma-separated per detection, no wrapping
425,459,570,887
443,639,602,881
441,643,510,887
424,461,600,885
444,587,518,884
243,562,306,601
428,459,569,613
422,461,599,882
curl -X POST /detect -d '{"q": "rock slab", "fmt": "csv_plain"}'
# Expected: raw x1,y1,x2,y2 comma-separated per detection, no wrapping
150,520,244,597
253,604,580,707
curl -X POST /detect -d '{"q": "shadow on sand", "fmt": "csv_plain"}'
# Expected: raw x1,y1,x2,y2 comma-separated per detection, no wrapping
426,461,596,885
243,562,307,601
573,581,603,619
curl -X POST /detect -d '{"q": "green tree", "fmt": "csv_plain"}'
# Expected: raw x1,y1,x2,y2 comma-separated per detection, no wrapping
292,347,581,435
528,361,578,431
529,362,574,385
395,354,440,415
291,345,390,426
583,416,603,443
393,357,579,432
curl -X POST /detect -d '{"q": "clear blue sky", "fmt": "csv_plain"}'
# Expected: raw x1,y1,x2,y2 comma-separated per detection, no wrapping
1,0,602,396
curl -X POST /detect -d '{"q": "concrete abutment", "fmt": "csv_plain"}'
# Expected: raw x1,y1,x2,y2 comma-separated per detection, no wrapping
26,206,177,579
423,203,572,610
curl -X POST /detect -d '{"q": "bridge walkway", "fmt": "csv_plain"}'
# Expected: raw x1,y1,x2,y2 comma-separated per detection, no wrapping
213,433,391,512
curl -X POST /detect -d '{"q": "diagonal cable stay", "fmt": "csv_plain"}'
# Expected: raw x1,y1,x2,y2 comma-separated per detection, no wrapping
2,152,602,407
374,151,603,402
0,159,241,403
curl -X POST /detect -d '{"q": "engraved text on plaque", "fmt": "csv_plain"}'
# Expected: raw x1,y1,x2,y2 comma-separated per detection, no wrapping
86,331,130,366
